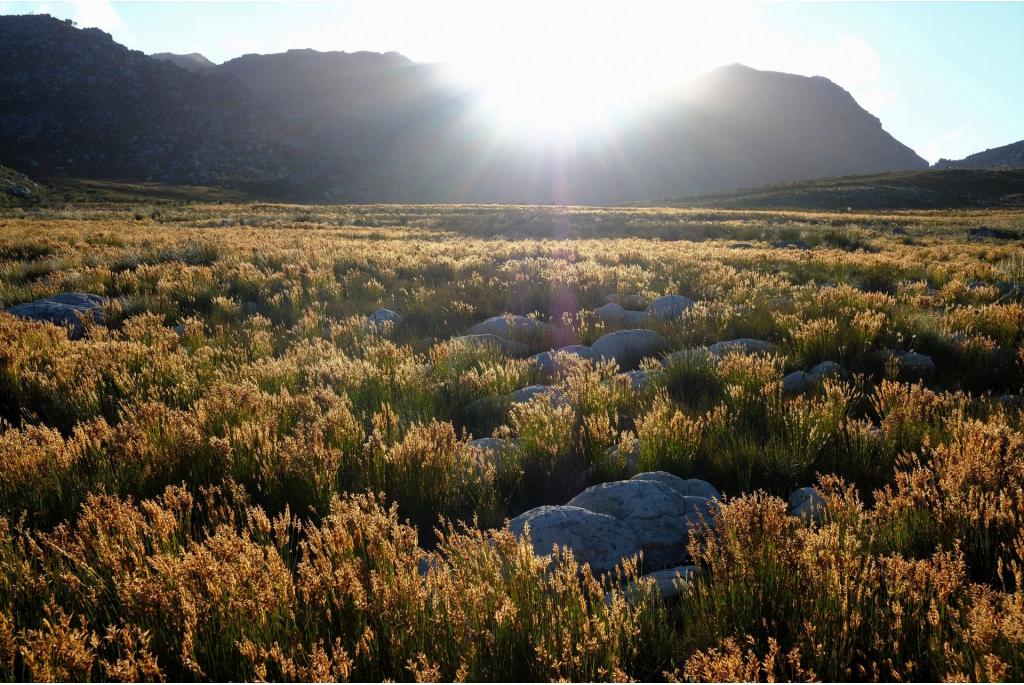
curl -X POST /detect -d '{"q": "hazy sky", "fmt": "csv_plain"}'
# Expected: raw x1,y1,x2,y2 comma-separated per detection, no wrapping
4,1,1023,163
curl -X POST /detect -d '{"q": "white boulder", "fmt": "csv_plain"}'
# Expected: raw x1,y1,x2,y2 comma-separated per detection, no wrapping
508,505,641,576
568,479,711,570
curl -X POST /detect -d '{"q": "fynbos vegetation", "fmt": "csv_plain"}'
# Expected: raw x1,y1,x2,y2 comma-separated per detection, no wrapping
0,202,1022,681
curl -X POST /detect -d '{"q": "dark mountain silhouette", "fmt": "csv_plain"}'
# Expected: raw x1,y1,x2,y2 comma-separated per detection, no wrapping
0,14,929,203
0,14,326,187
150,52,215,72
934,140,1024,169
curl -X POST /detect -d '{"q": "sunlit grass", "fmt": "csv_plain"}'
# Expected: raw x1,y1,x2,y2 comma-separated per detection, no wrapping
0,203,1021,681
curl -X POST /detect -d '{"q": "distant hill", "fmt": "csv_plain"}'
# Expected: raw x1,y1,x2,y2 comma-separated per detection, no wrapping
669,169,1024,210
1,163,48,205
1,14,930,203
150,52,215,72
934,140,1024,169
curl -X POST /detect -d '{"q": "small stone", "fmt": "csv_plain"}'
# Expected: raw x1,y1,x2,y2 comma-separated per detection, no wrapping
706,338,777,357
509,385,570,407
641,565,698,599
781,371,815,396
593,303,627,326
369,308,402,328
646,295,694,321
770,240,811,250
5,292,107,340
619,369,653,391
530,346,593,378
894,350,936,378
607,438,640,472
591,329,669,370
470,314,551,343
809,360,849,381
450,334,530,358
789,487,826,524
619,294,649,310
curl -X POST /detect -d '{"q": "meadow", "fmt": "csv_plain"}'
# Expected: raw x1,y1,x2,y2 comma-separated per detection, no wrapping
0,201,1022,681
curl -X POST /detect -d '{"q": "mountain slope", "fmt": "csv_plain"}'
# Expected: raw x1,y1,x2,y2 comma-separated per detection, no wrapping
150,52,215,72
668,169,1024,210
934,140,1024,169
0,14,930,203
0,15,307,186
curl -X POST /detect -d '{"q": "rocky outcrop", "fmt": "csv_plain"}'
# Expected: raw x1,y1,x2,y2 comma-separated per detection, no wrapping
509,471,719,575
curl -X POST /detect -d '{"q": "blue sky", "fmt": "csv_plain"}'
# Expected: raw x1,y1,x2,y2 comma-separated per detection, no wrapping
3,1,1022,163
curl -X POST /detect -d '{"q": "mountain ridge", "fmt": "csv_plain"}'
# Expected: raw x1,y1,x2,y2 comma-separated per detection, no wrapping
1,13,930,203
934,140,1024,170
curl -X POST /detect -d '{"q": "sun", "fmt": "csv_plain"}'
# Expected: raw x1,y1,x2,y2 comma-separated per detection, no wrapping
433,2,739,141
456,27,657,140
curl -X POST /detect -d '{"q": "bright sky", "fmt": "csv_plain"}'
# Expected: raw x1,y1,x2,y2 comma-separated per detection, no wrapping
3,1,1023,162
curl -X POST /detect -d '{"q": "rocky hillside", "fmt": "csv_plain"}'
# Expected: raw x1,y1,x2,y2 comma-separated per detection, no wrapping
150,52,215,72
0,15,322,189
1,14,930,203
934,140,1024,169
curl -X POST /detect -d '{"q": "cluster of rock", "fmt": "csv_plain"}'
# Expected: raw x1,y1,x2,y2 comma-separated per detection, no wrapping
507,471,826,598
507,472,717,596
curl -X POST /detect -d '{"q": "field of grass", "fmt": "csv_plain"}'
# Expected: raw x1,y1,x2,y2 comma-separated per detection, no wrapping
0,201,1022,681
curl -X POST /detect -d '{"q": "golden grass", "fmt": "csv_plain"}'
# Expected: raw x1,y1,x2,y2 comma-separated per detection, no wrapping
0,203,1021,681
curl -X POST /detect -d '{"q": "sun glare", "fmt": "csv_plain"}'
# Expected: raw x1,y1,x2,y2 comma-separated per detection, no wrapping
444,5,707,140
